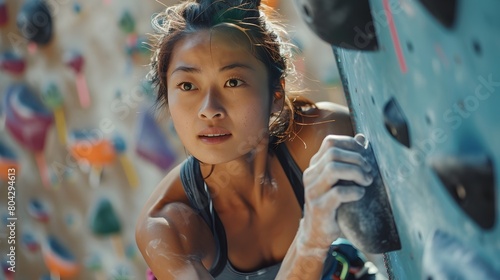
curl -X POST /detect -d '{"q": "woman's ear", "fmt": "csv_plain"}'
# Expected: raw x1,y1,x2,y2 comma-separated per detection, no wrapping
271,79,285,114
271,90,284,114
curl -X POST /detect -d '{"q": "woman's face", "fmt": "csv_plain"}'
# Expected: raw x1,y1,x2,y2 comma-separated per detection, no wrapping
166,28,274,164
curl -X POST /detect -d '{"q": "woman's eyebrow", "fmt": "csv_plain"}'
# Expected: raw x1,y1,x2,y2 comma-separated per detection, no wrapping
219,63,255,72
170,65,200,76
170,63,255,77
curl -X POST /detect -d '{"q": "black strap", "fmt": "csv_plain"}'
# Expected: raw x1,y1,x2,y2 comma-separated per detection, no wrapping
273,141,305,210
180,157,228,277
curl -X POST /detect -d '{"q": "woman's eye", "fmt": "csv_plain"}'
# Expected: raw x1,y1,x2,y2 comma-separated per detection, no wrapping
178,82,197,91
225,78,244,88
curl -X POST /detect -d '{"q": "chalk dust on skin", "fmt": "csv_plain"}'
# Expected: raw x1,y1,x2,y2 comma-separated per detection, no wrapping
297,231,333,259
148,238,162,250
147,246,208,279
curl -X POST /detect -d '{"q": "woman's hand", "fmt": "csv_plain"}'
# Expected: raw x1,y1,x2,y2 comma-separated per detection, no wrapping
299,134,373,255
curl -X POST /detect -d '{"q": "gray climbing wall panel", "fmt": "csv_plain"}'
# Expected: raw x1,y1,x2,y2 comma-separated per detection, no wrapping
331,0,500,278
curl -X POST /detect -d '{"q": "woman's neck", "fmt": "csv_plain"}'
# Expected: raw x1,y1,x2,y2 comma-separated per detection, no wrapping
200,139,277,213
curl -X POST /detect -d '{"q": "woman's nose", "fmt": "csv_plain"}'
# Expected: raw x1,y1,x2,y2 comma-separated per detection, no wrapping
198,89,226,120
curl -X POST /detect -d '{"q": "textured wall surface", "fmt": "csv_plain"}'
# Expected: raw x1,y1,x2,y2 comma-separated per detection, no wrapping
329,0,500,278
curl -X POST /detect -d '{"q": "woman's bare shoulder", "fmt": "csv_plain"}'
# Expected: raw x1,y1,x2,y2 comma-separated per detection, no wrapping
286,101,354,170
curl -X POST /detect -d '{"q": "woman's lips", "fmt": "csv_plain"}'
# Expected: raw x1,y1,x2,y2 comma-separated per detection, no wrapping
198,128,232,144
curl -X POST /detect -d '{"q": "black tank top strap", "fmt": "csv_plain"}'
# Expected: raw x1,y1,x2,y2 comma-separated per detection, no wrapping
180,157,228,277
180,157,210,224
271,138,305,211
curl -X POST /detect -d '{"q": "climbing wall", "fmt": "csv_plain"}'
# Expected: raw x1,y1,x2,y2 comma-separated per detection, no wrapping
294,0,500,279
0,0,342,279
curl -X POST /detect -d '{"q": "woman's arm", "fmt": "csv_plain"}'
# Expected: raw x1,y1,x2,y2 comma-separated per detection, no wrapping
135,165,216,280
137,202,215,280
277,103,373,279
277,135,371,279
276,226,330,280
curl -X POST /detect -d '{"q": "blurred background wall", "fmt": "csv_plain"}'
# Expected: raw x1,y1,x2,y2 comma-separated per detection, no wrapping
0,0,343,279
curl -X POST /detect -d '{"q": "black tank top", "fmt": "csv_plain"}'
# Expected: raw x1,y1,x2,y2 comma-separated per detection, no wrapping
180,138,307,279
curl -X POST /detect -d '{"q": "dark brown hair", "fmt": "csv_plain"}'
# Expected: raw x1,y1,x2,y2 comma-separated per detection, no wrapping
148,0,316,142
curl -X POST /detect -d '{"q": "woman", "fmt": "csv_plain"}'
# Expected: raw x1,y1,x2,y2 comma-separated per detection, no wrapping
136,0,376,279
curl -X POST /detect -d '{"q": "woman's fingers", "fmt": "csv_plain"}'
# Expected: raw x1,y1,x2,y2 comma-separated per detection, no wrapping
300,134,372,251
304,147,371,184
324,147,372,173
306,185,365,210
321,185,366,208
310,135,366,165
304,161,373,200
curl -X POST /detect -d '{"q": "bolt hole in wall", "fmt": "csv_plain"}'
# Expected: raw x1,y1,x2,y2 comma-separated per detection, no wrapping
0,0,344,279
472,39,481,56
425,114,432,125
406,41,414,53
